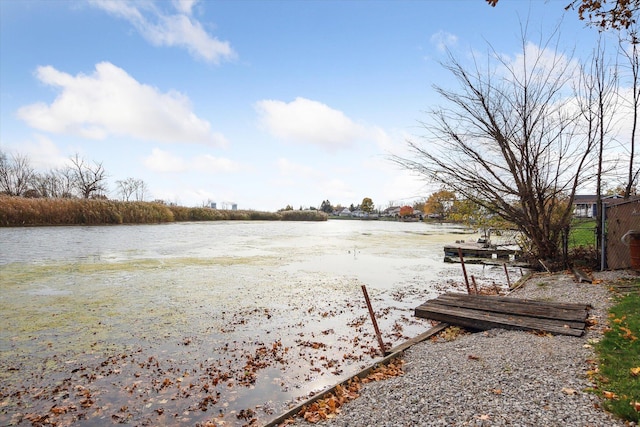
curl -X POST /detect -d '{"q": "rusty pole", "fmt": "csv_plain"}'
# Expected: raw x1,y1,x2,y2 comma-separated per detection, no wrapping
503,263,512,288
458,248,471,294
471,275,479,294
361,285,386,355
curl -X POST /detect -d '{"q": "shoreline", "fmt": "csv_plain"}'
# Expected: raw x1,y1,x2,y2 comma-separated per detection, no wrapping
290,269,638,427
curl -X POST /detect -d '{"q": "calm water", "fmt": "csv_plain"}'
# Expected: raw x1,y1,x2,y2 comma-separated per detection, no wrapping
0,220,515,426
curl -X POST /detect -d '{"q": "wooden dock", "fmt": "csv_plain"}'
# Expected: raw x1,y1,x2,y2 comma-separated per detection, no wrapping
443,241,523,265
415,293,591,337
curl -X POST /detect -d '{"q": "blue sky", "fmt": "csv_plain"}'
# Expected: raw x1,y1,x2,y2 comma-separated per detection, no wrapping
0,0,626,211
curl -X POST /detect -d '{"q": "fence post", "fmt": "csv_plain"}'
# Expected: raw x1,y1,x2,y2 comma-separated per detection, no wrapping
601,203,607,271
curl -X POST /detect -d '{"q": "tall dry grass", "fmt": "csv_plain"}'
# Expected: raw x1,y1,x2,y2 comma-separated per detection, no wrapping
0,196,174,226
0,196,327,226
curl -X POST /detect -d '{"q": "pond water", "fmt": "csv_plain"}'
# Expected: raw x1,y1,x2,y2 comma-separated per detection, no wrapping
0,220,519,426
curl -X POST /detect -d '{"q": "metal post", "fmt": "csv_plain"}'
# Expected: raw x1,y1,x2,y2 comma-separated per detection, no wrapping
503,263,511,288
471,275,479,294
601,202,607,271
361,285,386,355
457,248,471,294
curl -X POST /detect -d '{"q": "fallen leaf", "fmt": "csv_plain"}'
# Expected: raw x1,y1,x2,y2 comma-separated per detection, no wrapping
631,367,640,377
631,401,640,412
562,387,577,395
603,391,618,400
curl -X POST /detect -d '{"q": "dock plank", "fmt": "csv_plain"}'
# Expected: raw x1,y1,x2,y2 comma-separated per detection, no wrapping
434,293,589,322
414,293,589,337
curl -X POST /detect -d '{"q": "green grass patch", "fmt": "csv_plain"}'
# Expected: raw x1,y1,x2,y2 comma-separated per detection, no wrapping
594,281,640,423
569,218,596,248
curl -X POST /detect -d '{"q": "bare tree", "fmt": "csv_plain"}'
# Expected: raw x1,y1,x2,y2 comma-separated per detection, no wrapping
31,167,77,198
115,177,137,201
0,150,35,196
391,30,597,262
575,37,619,254
135,179,148,201
620,31,640,198
69,153,108,199
115,177,148,201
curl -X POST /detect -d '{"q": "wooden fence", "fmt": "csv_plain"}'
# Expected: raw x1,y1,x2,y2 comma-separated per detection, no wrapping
606,198,640,270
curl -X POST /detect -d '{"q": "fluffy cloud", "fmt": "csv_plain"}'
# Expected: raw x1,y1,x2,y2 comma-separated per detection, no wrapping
8,134,68,170
144,148,239,173
17,62,227,146
275,158,316,176
430,30,458,52
255,97,368,151
89,0,235,64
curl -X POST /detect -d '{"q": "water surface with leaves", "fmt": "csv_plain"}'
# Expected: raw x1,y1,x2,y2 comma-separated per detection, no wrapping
0,220,516,426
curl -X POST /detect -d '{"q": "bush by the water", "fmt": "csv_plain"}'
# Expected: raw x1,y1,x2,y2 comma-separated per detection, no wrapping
279,209,328,221
0,196,327,226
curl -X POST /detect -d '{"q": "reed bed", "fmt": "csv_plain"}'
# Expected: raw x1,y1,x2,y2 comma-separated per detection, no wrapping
0,196,327,226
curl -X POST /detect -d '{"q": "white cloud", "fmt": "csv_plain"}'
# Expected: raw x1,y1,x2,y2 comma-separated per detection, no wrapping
276,158,316,176
317,178,356,201
430,30,458,52
7,134,68,170
89,0,235,64
17,62,227,146
144,148,188,172
255,97,368,151
144,148,239,173
192,154,241,173
172,0,198,15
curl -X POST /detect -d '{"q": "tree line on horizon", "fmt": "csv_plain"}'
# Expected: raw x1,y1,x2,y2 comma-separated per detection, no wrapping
0,150,150,203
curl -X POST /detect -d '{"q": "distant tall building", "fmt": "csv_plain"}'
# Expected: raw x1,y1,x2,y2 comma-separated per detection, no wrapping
231,203,237,211
210,202,217,209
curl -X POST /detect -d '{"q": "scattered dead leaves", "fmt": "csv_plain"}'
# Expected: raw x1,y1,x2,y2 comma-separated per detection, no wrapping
297,358,405,423
432,326,468,342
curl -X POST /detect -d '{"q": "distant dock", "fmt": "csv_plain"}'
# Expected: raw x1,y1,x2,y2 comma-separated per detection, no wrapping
443,239,522,265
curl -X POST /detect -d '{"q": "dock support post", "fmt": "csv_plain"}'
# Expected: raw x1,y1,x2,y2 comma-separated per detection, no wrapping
471,275,479,294
458,248,471,294
503,263,511,288
361,285,386,356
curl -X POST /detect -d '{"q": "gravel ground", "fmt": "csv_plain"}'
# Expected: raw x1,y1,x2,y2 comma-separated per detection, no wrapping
298,269,638,427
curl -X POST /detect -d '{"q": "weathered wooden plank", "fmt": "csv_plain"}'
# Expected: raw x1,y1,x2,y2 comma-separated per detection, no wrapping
417,301,586,330
415,303,585,336
437,292,590,311
434,293,588,322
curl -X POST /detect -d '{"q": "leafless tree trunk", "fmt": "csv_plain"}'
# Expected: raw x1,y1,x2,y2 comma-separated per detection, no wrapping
115,177,148,201
115,178,137,201
0,150,35,196
621,32,639,198
135,180,148,201
69,153,108,199
391,30,597,262
576,37,619,256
